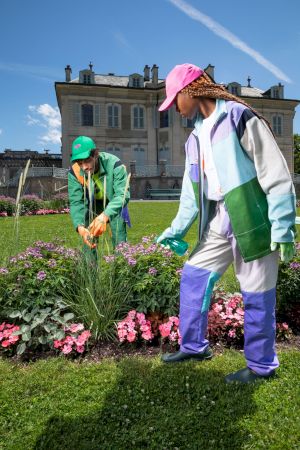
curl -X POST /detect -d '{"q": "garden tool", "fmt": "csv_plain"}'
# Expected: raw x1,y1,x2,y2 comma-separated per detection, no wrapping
270,242,296,263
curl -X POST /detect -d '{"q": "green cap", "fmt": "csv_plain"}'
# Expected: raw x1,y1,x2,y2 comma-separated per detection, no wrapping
71,136,96,161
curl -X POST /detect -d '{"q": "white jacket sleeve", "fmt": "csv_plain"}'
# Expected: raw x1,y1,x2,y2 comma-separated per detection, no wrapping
157,156,199,243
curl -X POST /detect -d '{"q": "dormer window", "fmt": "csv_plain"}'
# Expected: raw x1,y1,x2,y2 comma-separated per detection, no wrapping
79,69,95,84
83,74,91,84
129,73,143,88
227,82,241,96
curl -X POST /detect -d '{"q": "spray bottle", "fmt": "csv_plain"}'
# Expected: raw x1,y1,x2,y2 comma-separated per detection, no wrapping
160,238,189,256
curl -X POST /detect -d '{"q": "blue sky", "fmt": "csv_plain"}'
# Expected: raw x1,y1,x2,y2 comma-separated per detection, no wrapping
0,0,299,154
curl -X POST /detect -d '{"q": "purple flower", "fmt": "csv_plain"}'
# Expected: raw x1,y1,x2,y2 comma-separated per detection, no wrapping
127,258,137,266
0,267,8,274
290,262,300,270
148,267,158,276
37,271,47,280
48,259,57,268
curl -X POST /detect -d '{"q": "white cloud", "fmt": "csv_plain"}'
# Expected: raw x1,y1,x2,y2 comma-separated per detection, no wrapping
27,104,61,145
113,31,132,50
168,0,292,83
0,61,61,82
0,129,2,136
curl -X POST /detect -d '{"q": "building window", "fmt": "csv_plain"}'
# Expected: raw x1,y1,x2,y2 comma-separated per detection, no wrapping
83,74,91,84
231,86,238,96
107,104,120,128
182,116,196,128
107,145,121,157
81,104,93,126
272,115,283,135
159,146,170,164
132,77,140,88
133,147,145,165
160,111,169,128
132,105,145,129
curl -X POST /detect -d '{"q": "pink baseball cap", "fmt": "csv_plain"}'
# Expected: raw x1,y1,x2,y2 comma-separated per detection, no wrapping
159,63,204,112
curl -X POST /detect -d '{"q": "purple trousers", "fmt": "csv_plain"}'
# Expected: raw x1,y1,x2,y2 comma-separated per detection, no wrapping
180,202,279,375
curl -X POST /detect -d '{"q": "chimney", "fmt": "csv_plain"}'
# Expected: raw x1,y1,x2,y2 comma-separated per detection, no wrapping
204,64,215,81
65,65,72,82
144,65,150,81
151,64,159,85
278,82,284,99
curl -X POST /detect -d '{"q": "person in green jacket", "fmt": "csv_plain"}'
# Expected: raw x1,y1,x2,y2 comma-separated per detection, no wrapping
68,136,130,254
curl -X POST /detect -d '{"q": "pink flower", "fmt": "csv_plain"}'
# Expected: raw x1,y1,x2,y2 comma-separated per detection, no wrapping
54,340,62,348
228,329,236,338
76,345,85,353
159,323,172,338
136,312,145,322
169,316,179,327
68,323,84,333
62,344,73,354
127,310,136,320
141,330,153,341
1,340,11,348
127,331,137,342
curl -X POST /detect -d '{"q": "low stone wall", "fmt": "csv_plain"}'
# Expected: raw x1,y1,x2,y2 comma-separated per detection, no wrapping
0,177,68,199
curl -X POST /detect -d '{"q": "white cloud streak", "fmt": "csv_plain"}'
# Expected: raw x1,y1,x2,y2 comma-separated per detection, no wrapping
168,0,292,83
27,104,61,145
0,61,61,82
113,31,133,51
0,129,3,136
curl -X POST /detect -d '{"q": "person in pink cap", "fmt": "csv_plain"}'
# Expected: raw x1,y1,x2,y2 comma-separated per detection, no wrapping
157,63,296,383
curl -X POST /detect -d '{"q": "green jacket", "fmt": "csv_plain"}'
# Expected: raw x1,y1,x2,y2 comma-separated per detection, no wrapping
68,152,130,230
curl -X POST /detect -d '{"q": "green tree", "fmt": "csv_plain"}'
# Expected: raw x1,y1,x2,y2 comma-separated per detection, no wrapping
294,134,300,173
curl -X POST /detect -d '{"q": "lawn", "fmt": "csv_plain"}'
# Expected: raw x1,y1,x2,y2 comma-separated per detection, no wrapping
0,351,300,449
0,201,299,449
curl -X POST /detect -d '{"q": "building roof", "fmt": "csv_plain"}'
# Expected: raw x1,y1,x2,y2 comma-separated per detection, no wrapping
71,74,164,87
240,86,265,97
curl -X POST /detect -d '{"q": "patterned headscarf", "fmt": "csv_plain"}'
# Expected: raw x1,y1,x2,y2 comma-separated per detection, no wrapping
181,71,268,125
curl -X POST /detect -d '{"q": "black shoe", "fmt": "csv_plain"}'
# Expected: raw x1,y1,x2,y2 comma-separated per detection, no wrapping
161,347,213,363
225,367,275,384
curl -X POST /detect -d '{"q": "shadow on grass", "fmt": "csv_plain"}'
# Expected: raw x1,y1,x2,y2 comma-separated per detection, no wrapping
34,357,258,450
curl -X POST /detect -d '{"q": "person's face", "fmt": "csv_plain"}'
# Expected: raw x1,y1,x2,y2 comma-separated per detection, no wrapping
76,151,98,174
175,92,199,119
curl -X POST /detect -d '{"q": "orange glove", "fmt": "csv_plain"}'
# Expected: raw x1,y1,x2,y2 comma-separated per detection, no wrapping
77,226,96,249
89,213,109,237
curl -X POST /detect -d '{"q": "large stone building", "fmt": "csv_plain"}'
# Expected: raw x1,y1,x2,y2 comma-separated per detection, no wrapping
55,63,299,178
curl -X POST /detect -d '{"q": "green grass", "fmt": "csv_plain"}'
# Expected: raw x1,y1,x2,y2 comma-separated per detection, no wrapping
0,351,299,449
0,204,299,449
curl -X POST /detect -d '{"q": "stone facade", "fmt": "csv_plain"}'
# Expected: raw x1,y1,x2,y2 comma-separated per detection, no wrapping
56,64,299,175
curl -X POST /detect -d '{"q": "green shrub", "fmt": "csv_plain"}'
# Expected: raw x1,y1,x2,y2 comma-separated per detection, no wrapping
0,240,79,315
63,257,132,341
276,243,300,331
0,195,15,216
103,237,183,316
48,193,69,211
20,194,43,214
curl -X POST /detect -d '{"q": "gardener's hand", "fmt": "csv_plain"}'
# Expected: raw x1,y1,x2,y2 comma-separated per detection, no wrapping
270,242,296,263
78,226,96,249
89,213,109,237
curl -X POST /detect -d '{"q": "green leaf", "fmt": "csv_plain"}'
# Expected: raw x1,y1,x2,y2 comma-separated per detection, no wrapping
64,313,74,321
23,313,32,322
11,329,23,336
9,310,21,318
38,336,48,345
54,330,65,340
43,324,51,333
17,343,26,355
22,332,31,342
20,324,30,333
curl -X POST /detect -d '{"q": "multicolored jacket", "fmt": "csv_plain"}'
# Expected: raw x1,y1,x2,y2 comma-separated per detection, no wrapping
68,152,130,231
159,100,296,262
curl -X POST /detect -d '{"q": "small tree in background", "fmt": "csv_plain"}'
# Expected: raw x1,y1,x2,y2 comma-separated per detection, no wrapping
294,134,300,174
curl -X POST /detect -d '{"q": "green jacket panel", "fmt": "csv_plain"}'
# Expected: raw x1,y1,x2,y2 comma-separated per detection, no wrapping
68,152,130,230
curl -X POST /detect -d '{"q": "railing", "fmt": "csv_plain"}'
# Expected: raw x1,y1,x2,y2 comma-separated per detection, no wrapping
134,165,160,177
165,165,185,177
4,167,68,187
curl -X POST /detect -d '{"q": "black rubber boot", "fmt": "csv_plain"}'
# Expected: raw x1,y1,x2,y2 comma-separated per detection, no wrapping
161,347,213,363
225,367,275,384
